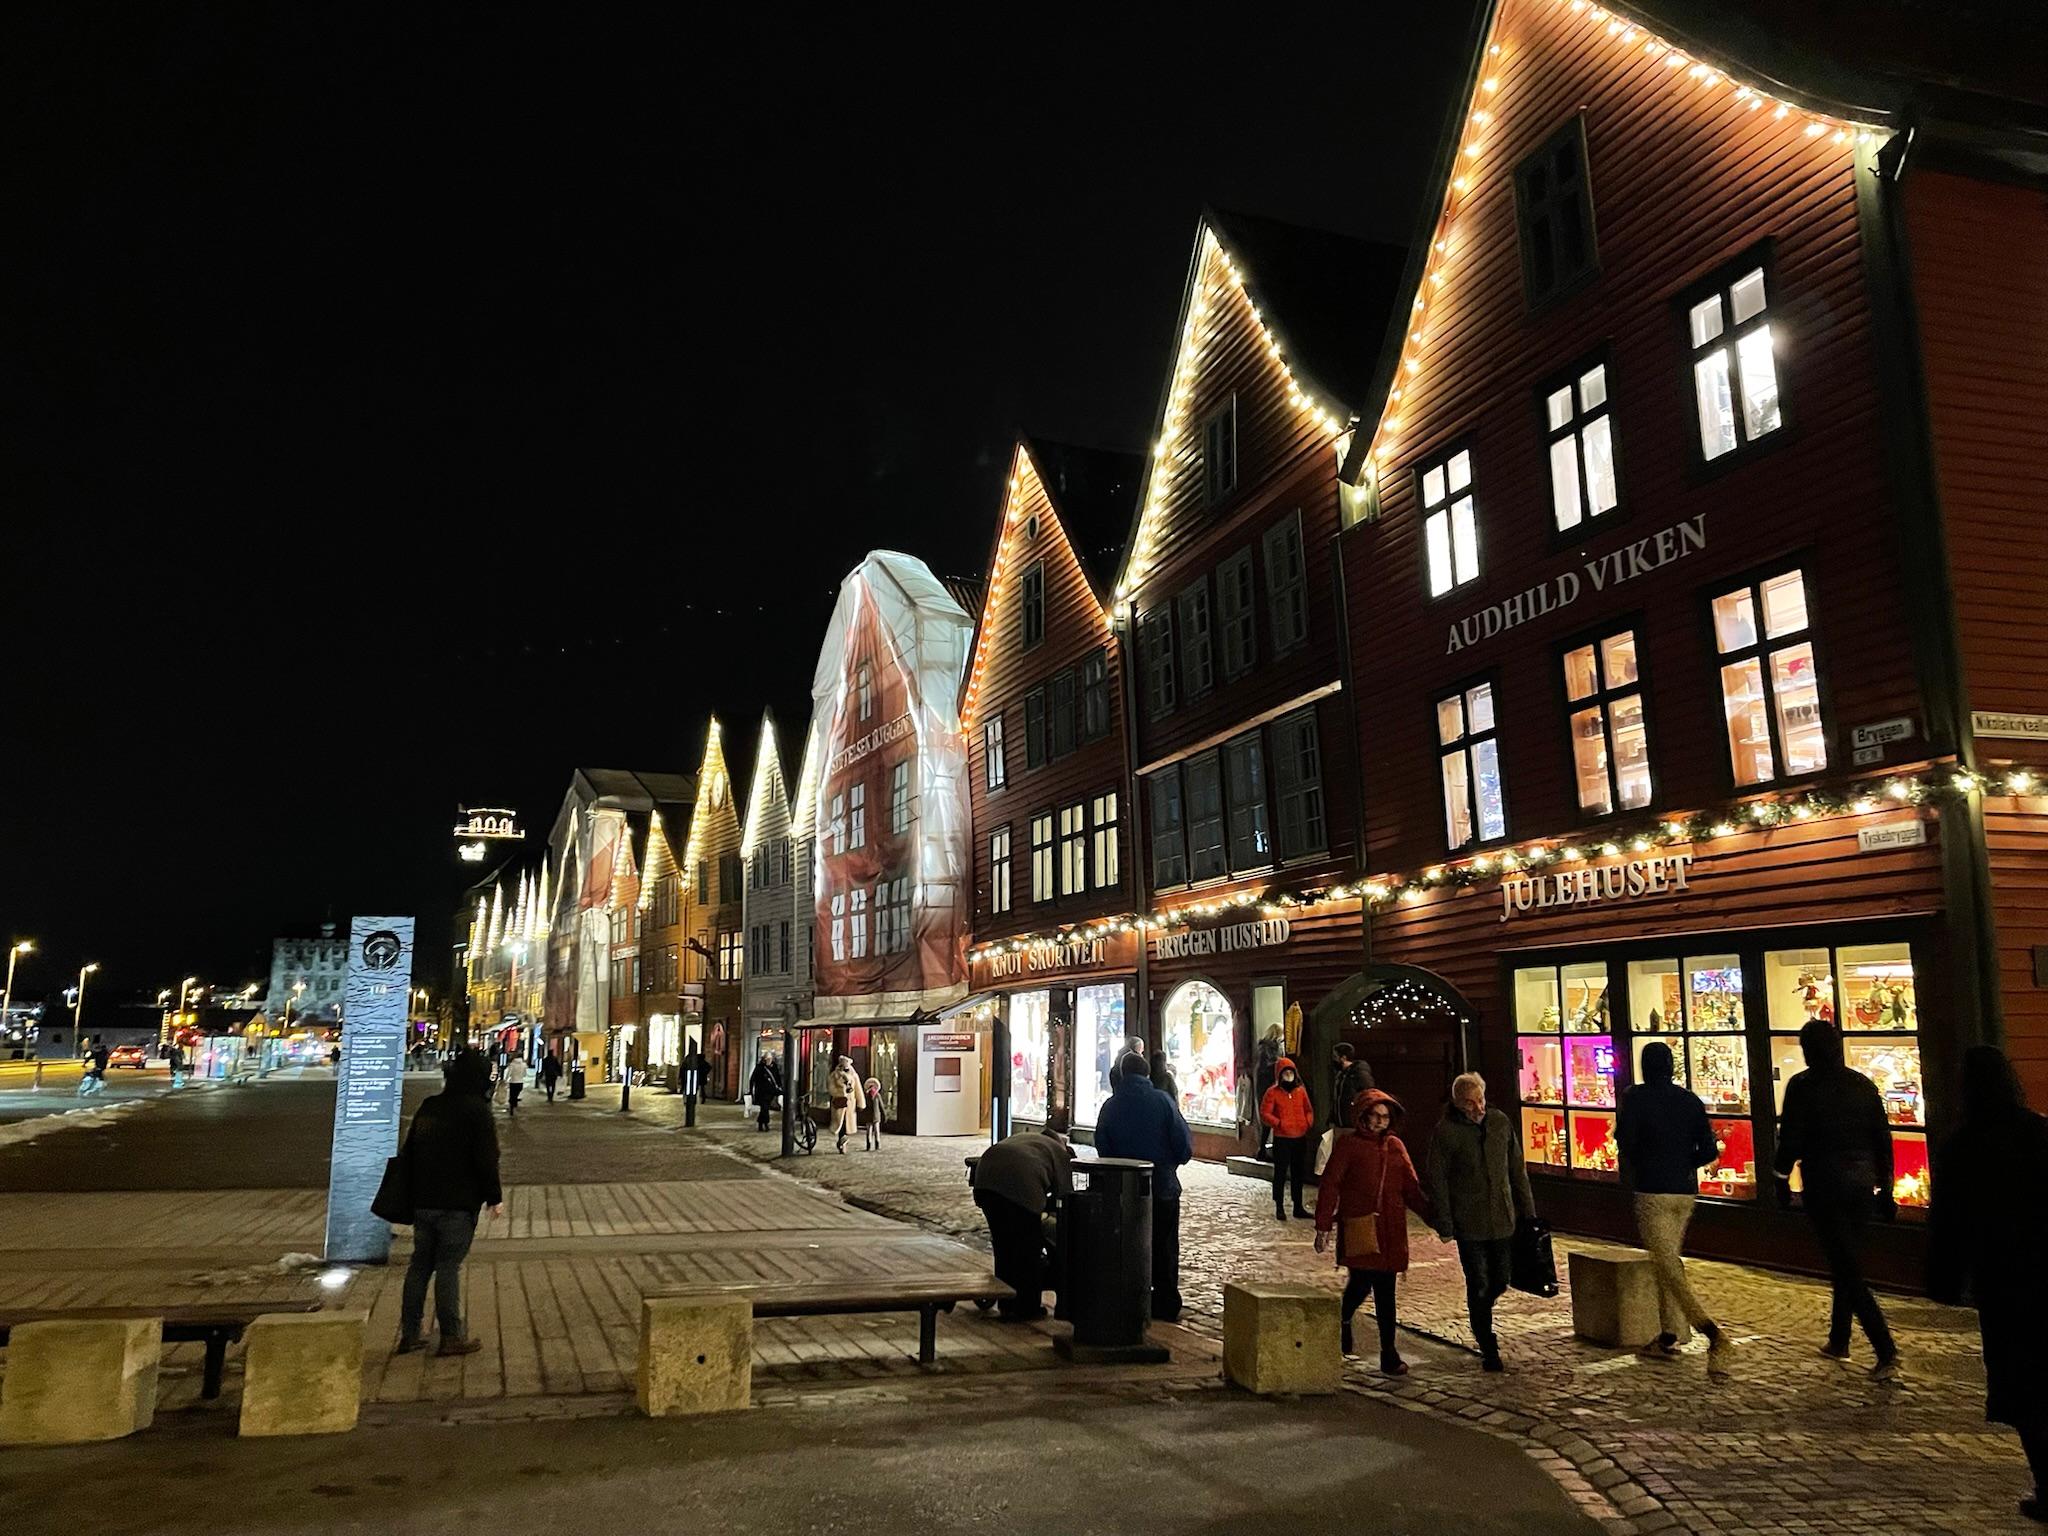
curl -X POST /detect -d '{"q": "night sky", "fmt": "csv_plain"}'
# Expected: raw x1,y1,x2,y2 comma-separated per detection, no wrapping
7,5,1479,1012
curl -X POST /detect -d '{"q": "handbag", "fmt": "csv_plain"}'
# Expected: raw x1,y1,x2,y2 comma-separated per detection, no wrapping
1509,1216,1559,1298
370,1144,414,1226
830,1094,848,1110
1337,1145,1391,1263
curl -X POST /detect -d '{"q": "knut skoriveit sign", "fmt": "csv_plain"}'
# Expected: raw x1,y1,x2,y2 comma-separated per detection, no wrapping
1498,854,1694,923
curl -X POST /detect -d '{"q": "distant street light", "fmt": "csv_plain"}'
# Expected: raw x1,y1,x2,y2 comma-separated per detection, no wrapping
2,940,32,1040
164,975,198,1047
69,962,100,1058
283,978,306,1032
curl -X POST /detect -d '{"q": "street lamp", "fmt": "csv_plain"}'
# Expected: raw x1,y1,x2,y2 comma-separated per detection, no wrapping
283,978,306,1031
69,962,100,1058
3,940,33,1043
164,975,197,1049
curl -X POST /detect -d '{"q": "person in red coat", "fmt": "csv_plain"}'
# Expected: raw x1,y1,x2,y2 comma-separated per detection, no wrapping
1259,1056,1316,1220
1315,1088,1434,1373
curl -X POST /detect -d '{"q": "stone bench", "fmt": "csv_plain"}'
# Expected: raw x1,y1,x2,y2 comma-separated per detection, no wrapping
0,1300,320,1400
1568,1247,1692,1348
638,1296,752,1418
0,1317,161,1445
1222,1281,1340,1396
239,1311,368,1437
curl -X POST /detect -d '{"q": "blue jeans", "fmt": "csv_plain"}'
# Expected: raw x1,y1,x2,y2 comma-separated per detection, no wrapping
402,1208,478,1344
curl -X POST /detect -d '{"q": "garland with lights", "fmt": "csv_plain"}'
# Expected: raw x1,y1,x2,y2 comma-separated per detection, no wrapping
967,763,2038,960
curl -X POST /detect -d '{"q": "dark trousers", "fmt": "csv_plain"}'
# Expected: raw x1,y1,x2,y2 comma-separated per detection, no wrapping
1270,1136,1308,1210
1152,1196,1183,1322
1340,1267,1399,1357
1456,1237,1513,1354
543,1078,558,1102
1806,1192,1895,1358
507,1083,522,1112
402,1207,478,1343
756,1097,773,1131
976,1189,1046,1318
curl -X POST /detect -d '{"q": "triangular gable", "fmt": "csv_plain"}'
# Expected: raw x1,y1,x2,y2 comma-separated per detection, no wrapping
740,710,791,857
681,716,740,882
1337,0,1883,495
636,810,680,913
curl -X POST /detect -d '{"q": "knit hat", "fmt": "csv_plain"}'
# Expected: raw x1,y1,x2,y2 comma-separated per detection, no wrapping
1118,1051,1151,1082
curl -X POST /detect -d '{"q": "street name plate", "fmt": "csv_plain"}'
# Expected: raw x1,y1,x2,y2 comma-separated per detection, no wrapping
325,915,414,1261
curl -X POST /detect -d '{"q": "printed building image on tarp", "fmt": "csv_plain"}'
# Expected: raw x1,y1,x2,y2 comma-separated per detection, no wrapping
800,552,974,1018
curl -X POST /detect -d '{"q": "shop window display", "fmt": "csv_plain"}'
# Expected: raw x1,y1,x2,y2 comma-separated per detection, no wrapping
1624,954,1756,1198
1072,983,1125,1129
1160,981,1236,1128
1522,1107,1567,1167
1009,990,1051,1124
1514,962,1616,1176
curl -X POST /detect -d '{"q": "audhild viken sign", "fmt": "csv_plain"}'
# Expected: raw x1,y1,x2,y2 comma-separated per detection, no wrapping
1446,513,1707,655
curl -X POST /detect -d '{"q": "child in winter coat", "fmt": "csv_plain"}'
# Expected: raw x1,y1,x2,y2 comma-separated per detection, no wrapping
861,1077,884,1150
1315,1089,1435,1374
1259,1056,1316,1220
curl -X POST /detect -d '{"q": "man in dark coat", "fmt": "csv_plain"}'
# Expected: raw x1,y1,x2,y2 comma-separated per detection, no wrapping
972,1115,1074,1320
1428,1071,1534,1371
397,1050,502,1356
1094,1053,1194,1322
1930,1045,2048,1522
539,1050,563,1104
749,1054,780,1131
1617,1041,1729,1368
1773,1018,1898,1377
1329,1042,1374,1129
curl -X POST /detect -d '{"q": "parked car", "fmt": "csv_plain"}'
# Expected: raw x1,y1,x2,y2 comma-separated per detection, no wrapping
108,1044,149,1069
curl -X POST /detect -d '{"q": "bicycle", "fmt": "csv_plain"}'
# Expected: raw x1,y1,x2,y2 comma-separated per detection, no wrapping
791,1111,817,1154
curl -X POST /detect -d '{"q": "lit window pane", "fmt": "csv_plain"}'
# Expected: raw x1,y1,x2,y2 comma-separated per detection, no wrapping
1600,631,1638,688
1425,510,1453,596
1451,495,1478,584
1736,324,1780,441
1570,704,1612,814
1448,449,1471,492
1436,695,1466,745
1689,295,1725,347
1578,364,1607,410
1442,752,1473,846
1611,693,1651,808
1711,588,1758,653
1562,645,1598,702
1423,465,1445,507
1582,414,1617,514
1466,681,1495,733
1549,437,1582,530
1729,268,1767,325
1720,657,1775,785
1760,570,1809,638
1694,349,1737,459
1473,738,1506,840
1545,387,1573,431
1770,642,1827,773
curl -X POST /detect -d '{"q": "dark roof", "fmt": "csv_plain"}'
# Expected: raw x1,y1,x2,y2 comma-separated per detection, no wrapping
577,768,697,808
1206,208,1409,417
939,573,986,618
1023,437,1144,601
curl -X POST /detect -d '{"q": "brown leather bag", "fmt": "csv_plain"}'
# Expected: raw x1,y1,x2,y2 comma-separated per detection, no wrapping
1337,1147,1391,1263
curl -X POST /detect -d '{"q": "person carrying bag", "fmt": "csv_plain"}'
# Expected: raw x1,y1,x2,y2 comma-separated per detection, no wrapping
1314,1089,1433,1374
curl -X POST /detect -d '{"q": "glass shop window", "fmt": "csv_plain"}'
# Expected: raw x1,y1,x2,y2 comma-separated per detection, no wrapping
1626,954,1755,1200
1160,980,1236,1128
1008,989,1051,1125
1072,982,1126,1131
1513,961,1616,1177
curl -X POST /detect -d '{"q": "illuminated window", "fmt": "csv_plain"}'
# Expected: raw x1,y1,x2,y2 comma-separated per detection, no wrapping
1514,115,1598,308
1513,960,1615,1175
1543,357,1618,531
1148,769,1187,889
1626,955,1754,1200
718,930,744,982
1090,791,1119,889
849,783,866,849
1563,628,1651,815
856,662,873,722
1223,732,1269,873
890,761,911,835
1437,679,1506,849
1263,512,1308,654
1021,562,1045,648
1202,397,1237,504
1177,579,1213,698
1418,446,1480,597
990,827,1012,915
1031,813,1054,903
1060,802,1087,896
1216,550,1257,680
1712,569,1826,785
1685,255,1781,462
984,715,1006,791
1185,752,1226,882
1080,648,1110,741
1141,608,1175,719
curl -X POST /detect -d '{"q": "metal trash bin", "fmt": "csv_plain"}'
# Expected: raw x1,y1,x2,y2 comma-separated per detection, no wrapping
568,1065,587,1100
1054,1156,1170,1364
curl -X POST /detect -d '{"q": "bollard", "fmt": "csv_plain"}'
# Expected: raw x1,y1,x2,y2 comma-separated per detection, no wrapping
685,1092,698,1128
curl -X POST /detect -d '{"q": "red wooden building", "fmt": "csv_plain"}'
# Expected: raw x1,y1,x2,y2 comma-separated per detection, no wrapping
1328,0,2048,1272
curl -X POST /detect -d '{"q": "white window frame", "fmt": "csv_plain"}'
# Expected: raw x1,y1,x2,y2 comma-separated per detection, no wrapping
985,714,1006,791
990,826,1012,915
1543,357,1619,532
1090,791,1120,890
1418,446,1480,598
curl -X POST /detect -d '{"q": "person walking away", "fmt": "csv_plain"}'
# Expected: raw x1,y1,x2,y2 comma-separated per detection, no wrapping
1315,1089,1434,1372
1260,1056,1315,1220
1329,1042,1373,1129
503,1054,526,1115
972,1115,1074,1320
1428,1072,1535,1371
1930,1046,2048,1523
1617,1041,1730,1372
1773,1018,1899,1378
166,1040,185,1089
750,1054,780,1132
829,1056,865,1153
397,1050,502,1356
540,1050,562,1104
1253,1026,1283,1159
1149,1050,1180,1105
1094,1053,1194,1322
861,1076,884,1150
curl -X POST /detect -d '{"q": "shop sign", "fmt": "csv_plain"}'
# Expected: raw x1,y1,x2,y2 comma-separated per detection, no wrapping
982,936,1112,980
922,1032,976,1052
1445,514,1706,656
1851,717,1915,751
1973,710,2048,741
1499,854,1693,923
1151,917,1290,961
1857,821,1927,853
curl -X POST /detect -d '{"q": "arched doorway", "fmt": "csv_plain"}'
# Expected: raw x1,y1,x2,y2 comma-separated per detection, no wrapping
1307,965,1473,1129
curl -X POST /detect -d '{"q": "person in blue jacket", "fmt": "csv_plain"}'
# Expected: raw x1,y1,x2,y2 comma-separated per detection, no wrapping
1093,1051,1194,1322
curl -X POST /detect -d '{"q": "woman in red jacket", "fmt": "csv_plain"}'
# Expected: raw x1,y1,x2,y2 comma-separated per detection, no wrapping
1314,1088,1434,1373
1259,1056,1316,1220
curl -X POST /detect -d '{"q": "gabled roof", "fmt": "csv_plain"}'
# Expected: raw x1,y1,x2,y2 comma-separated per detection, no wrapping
547,767,696,864
1113,208,1406,602
740,709,792,857
1022,437,1144,601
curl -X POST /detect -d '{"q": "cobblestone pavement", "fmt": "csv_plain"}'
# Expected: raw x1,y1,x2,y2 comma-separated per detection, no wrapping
688,1101,2028,1536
